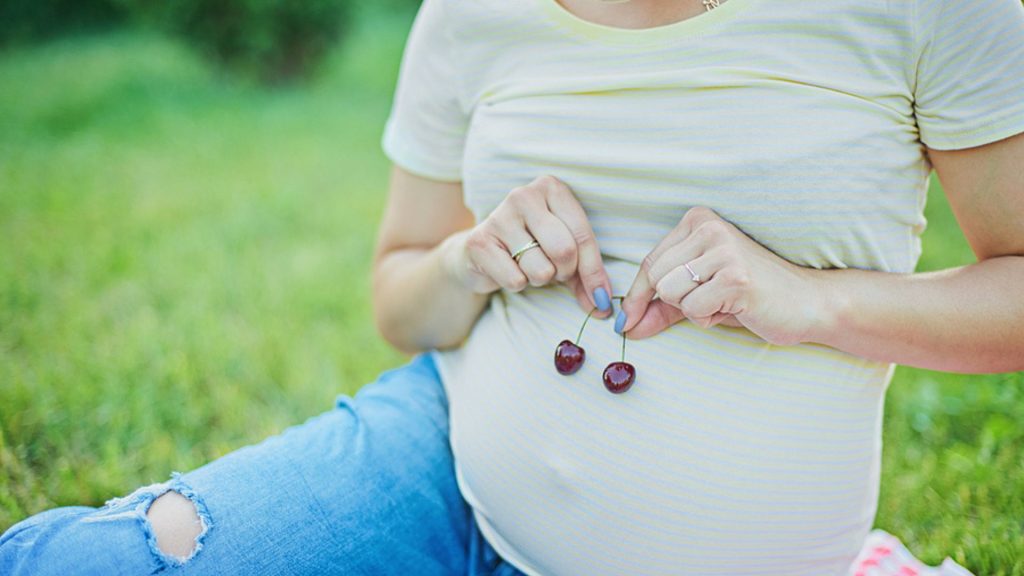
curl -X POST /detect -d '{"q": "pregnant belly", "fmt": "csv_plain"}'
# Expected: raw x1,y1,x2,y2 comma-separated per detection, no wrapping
436,279,892,576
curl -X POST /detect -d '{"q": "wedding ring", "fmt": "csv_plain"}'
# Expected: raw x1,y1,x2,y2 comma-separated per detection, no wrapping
684,261,701,283
510,239,541,263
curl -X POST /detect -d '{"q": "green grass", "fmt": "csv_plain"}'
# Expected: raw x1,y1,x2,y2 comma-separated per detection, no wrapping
1,13,1022,574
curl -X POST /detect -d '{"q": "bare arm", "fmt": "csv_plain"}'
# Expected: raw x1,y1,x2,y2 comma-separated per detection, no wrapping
372,167,485,354
619,132,1024,374
806,132,1024,373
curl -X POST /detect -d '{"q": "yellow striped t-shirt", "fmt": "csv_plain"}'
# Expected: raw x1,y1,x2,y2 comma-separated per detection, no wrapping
381,0,1024,574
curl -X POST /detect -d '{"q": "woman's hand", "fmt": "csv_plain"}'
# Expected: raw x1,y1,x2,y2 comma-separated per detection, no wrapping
618,207,829,345
447,175,614,316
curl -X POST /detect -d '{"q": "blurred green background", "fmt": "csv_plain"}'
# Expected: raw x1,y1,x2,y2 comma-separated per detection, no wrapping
1,2,1022,574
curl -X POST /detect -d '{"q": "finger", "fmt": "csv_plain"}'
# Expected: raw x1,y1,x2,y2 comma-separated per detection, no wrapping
516,246,557,287
467,232,529,292
617,266,657,335
624,300,686,340
523,210,577,284
492,206,556,288
714,314,745,329
565,275,602,316
543,178,612,316
654,252,719,308
619,228,697,333
643,207,722,282
704,312,734,329
619,208,724,333
621,230,688,326
647,239,709,289
678,274,743,323
654,267,701,309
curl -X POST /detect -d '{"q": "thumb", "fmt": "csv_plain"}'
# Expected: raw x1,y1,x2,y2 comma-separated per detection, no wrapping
703,312,733,329
617,263,656,335
624,300,685,340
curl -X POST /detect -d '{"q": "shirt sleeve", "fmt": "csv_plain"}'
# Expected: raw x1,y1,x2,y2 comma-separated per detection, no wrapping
381,0,468,182
913,0,1024,150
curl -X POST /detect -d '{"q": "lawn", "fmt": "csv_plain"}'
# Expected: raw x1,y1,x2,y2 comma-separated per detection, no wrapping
1,9,1022,574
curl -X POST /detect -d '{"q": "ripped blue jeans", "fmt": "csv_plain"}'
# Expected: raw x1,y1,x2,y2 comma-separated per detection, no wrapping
0,354,523,575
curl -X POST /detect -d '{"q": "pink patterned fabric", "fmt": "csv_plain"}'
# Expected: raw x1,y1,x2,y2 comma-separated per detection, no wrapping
850,531,973,576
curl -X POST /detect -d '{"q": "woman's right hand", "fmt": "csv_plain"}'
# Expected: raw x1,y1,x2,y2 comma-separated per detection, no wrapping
446,175,614,317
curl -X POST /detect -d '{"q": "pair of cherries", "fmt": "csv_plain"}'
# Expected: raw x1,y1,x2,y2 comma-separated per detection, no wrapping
554,296,635,394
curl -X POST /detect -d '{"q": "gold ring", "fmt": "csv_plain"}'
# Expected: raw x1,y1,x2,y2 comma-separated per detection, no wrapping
510,239,541,263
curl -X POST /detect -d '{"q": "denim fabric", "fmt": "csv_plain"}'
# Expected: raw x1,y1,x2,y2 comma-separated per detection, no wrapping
0,354,523,576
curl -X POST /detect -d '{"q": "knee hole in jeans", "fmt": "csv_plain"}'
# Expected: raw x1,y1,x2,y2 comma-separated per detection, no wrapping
147,491,203,560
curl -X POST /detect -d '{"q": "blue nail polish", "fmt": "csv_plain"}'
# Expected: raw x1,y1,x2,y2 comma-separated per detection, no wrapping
593,287,611,312
614,310,627,334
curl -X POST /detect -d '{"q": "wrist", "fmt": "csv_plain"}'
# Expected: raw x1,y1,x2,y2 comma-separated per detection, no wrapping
438,230,470,286
438,229,491,295
799,267,849,347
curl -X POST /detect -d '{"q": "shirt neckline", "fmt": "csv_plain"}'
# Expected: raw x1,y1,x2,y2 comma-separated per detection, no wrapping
538,0,753,46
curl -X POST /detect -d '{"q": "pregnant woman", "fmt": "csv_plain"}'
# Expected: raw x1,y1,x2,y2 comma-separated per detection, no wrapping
3,0,1024,574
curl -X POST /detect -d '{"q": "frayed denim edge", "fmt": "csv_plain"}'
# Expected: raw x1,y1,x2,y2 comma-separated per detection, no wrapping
83,472,212,572
150,472,212,569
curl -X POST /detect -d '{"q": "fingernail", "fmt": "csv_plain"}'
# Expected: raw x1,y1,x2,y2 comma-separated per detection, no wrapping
593,287,611,312
614,310,627,334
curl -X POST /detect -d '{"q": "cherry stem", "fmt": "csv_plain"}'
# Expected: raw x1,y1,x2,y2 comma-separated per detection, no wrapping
611,295,629,360
576,307,597,345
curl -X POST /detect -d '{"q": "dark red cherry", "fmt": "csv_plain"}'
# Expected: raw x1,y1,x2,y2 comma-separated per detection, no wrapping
602,362,635,394
554,339,586,375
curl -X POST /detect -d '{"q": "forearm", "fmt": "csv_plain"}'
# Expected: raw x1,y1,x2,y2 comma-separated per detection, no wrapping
807,256,1024,373
372,230,489,354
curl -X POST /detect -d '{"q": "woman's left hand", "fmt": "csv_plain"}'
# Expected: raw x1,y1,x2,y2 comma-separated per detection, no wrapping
618,207,831,346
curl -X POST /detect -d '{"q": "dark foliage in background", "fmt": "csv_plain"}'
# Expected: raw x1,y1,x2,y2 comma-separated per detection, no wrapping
116,0,353,84
1,0,356,84
0,0,124,45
